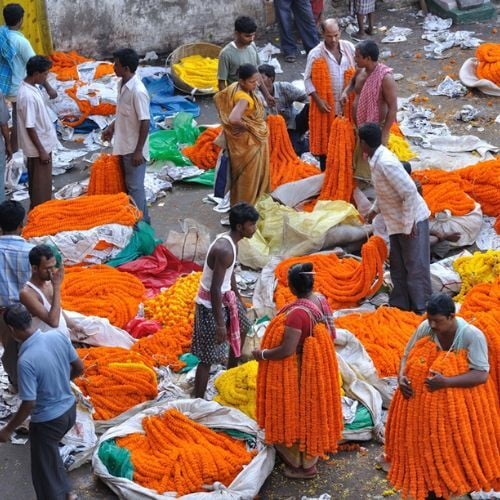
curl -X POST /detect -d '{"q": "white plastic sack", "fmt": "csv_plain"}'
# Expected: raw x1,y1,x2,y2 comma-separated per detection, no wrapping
61,384,98,470
429,203,482,248
460,58,500,97
429,249,472,295
271,173,324,208
4,151,25,191
165,219,211,267
92,399,275,499
65,310,135,348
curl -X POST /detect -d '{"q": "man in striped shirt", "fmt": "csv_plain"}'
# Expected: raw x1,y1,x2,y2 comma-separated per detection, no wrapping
359,123,432,315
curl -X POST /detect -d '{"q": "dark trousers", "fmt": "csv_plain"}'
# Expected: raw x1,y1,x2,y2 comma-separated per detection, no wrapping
120,153,150,224
389,219,432,314
274,0,320,56
288,103,310,156
29,403,76,500
27,156,53,210
0,312,18,389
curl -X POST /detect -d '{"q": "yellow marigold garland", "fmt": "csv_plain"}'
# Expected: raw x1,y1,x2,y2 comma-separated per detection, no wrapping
87,154,126,195
256,314,343,455
75,347,157,420
116,408,255,495
61,265,145,328
385,338,500,500
388,133,416,162
22,193,142,238
214,361,258,419
131,272,201,370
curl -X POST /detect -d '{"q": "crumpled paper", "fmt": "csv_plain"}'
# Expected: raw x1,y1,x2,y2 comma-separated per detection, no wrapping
423,30,482,58
422,13,453,32
428,76,468,98
382,26,412,43
455,104,480,122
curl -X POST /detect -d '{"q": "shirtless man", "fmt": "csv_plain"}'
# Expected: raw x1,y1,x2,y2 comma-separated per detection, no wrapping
19,245,83,339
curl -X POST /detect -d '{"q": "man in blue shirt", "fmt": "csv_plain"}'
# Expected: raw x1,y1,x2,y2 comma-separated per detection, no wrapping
0,199,32,387
0,304,83,500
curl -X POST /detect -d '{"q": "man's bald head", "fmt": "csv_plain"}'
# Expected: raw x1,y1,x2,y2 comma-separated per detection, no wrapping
320,18,341,50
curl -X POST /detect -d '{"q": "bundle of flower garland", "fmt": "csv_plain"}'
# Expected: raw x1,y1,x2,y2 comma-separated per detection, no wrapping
181,126,222,170
61,265,145,328
343,67,356,123
115,408,255,495
49,51,92,80
475,43,500,85
385,338,500,499
459,278,500,318
214,361,258,419
309,57,334,155
412,170,476,216
22,193,141,239
274,236,387,311
257,314,343,455
267,114,319,190
318,116,356,202
172,54,219,92
62,83,117,128
453,250,500,302
335,307,422,377
87,154,126,195
388,133,416,162
131,272,201,370
75,347,157,420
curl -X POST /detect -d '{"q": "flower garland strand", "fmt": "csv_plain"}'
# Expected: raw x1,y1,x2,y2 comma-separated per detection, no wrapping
475,43,500,85
335,307,422,377
256,314,343,455
61,265,145,328
181,127,222,170
131,272,201,371
267,114,319,190
22,193,142,239
75,347,157,420
115,408,255,495
343,67,356,123
309,57,334,156
385,338,500,499
274,235,387,311
87,154,126,196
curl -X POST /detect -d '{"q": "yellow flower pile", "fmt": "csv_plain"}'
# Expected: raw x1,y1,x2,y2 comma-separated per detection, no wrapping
214,361,258,419
388,133,416,162
454,250,500,302
173,55,218,92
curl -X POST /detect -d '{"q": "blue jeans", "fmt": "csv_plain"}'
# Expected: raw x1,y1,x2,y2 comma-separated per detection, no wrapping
121,153,150,224
274,0,320,57
0,149,5,203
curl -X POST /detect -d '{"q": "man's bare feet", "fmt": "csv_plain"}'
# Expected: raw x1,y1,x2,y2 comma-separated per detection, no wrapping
353,30,365,38
365,27,374,35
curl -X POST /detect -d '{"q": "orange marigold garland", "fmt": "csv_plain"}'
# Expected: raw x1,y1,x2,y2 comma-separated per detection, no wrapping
385,338,500,500
75,347,157,420
181,127,222,170
22,193,142,238
267,114,319,190
343,67,356,123
309,57,334,156
115,408,255,495
495,216,500,234
131,272,201,370
274,236,387,311
87,154,126,195
335,307,422,377
318,116,356,202
256,314,343,455
49,50,92,80
475,43,500,85
61,265,145,328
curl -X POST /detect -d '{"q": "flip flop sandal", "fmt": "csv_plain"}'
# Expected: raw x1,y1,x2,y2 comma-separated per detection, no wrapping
284,55,296,63
283,465,317,480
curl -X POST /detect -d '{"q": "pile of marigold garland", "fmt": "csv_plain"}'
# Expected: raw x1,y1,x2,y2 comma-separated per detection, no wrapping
61,265,145,329
335,307,422,377
75,347,157,420
267,114,319,190
214,361,258,419
274,236,387,311
114,408,255,495
182,126,222,170
131,272,201,370
22,193,142,239
87,154,126,195
475,43,500,85
257,314,343,455
385,338,500,500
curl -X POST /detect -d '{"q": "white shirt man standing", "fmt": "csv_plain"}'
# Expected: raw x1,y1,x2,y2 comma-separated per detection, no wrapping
102,48,151,224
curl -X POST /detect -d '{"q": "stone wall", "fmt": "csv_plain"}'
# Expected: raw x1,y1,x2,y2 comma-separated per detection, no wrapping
46,0,272,58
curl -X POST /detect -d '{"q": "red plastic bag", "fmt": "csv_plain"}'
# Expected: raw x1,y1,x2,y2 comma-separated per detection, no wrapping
125,318,161,339
117,244,202,295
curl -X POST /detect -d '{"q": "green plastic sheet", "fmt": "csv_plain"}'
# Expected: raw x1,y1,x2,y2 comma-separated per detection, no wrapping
107,222,161,267
183,168,215,187
178,353,200,373
344,404,374,430
98,440,133,480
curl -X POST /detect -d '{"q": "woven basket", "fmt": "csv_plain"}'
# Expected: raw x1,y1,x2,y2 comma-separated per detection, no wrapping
167,42,222,95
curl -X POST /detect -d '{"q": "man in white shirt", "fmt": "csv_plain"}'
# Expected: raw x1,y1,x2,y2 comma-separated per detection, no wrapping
102,48,150,224
360,122,432,315
16,55,58,209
